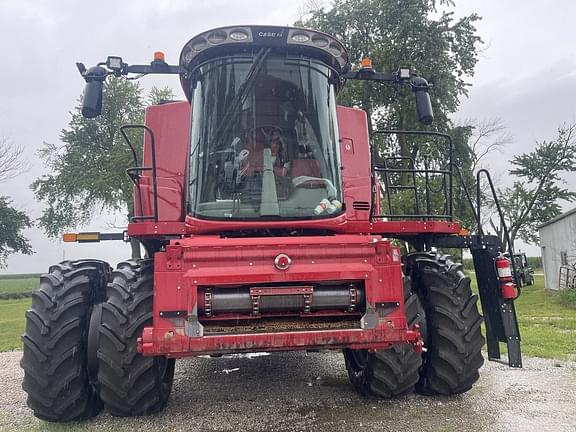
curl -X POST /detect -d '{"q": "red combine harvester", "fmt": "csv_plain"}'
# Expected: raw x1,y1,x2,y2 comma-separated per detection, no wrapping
22,26,522,421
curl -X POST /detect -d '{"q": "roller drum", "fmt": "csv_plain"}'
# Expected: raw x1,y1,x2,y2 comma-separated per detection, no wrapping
198,285,364,316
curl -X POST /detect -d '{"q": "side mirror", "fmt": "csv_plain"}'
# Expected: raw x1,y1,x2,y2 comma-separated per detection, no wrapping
415,89,434,125
411,76,434,125
81,66,107,118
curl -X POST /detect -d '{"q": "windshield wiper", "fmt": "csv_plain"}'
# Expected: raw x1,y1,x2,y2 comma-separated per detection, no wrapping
208,47,271,148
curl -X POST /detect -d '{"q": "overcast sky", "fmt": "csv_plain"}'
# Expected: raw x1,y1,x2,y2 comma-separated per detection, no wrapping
1,0,575,273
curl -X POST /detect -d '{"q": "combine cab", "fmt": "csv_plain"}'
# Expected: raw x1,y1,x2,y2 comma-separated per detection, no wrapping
22,25,522,421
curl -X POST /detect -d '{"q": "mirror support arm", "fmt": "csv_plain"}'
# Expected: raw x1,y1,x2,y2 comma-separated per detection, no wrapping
76,57,184,118
343,69,434,125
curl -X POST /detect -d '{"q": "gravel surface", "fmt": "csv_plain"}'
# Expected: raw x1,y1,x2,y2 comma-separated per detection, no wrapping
1,351,575,432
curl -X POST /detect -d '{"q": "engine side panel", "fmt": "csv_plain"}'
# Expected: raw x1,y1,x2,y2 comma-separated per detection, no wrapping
336,106,372,222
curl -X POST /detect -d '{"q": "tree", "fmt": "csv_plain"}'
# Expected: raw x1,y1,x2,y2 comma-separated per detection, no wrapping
297,0,483,222
297,0,482,138
489,124,576,252
0,137,32,267
0,197,32,267
462,118,511,173
32,78,174,258
450,118,511,229
0,137,29,183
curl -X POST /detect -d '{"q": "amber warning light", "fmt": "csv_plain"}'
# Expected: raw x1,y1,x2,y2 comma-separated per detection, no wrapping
360,58,373,70
63,233,77,242
62,231,126,243
63,232,100,242
154,51,165,62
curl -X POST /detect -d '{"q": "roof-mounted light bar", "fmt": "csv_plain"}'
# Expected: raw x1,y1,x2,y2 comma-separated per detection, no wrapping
179,25,349,74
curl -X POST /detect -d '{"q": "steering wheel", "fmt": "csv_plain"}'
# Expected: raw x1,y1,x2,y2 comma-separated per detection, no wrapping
252,125,283,141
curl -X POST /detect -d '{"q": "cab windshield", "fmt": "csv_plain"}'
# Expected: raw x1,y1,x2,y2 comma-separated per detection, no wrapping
188,51,342,220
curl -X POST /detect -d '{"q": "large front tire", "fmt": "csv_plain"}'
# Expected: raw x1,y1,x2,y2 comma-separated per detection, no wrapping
97,259,175,416
21,260,110,422
343,280,424,398
408,252,485,395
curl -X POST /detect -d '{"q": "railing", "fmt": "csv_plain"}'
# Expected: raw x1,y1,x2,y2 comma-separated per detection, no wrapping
370,130,453,221
119,124,159,222
369,130,520,297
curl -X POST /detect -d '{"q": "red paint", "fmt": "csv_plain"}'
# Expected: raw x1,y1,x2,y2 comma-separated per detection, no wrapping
133,101,190,222
127,101,461,356
338,106,372,222
137,234,420,356
249,286,313,296
130,103,460,237
140,327,421,357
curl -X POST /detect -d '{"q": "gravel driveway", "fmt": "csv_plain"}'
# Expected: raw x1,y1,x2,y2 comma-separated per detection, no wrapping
1,351,574,432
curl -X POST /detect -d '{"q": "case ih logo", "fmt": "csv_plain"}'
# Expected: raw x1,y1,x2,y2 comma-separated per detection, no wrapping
252,27,287,45
258,31,283,38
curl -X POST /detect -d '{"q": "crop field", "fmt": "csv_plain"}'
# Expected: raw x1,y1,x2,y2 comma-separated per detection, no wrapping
0,277,38,298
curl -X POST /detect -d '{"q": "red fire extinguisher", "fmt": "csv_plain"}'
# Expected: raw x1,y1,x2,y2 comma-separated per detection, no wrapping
495,256,517,300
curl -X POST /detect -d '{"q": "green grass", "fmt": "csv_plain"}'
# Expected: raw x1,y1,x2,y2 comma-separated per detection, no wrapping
470,274,576,361
0,298,30,351
0,273,41,280
558,287,576,308
513,277,576,360
0,277,38,295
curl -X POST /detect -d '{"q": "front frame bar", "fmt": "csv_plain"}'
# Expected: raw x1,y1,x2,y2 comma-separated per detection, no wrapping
139,327,421,358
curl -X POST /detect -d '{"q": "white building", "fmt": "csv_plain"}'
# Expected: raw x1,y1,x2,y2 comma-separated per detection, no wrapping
538,208,576,290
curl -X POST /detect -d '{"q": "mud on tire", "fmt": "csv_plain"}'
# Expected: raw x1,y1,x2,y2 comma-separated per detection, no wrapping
97,259,175,416
343,280,424,398
407,252,485,395
21,260,110,422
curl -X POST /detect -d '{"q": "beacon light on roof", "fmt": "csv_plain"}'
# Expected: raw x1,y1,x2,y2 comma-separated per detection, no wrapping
360,58,373,71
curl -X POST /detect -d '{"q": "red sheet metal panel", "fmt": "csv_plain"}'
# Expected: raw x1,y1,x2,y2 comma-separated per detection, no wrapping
138,234,422,357
134,101,190,222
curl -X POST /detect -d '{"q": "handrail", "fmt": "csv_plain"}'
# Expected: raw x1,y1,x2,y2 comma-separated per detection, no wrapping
453,165,480,227
120,124,159,222
370,130,453,221
476,169,521,299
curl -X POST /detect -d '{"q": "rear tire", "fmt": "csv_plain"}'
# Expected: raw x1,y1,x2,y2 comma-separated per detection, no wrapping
97,259,175,416
408,252,485,395
343,279,424,398
21,260,110,422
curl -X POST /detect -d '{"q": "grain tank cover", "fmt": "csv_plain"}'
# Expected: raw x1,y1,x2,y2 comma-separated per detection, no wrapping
179,25,350,100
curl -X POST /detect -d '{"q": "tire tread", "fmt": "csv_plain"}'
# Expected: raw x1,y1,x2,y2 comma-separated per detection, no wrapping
21,260,110,422
97,259,175,417
408,252,485,395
